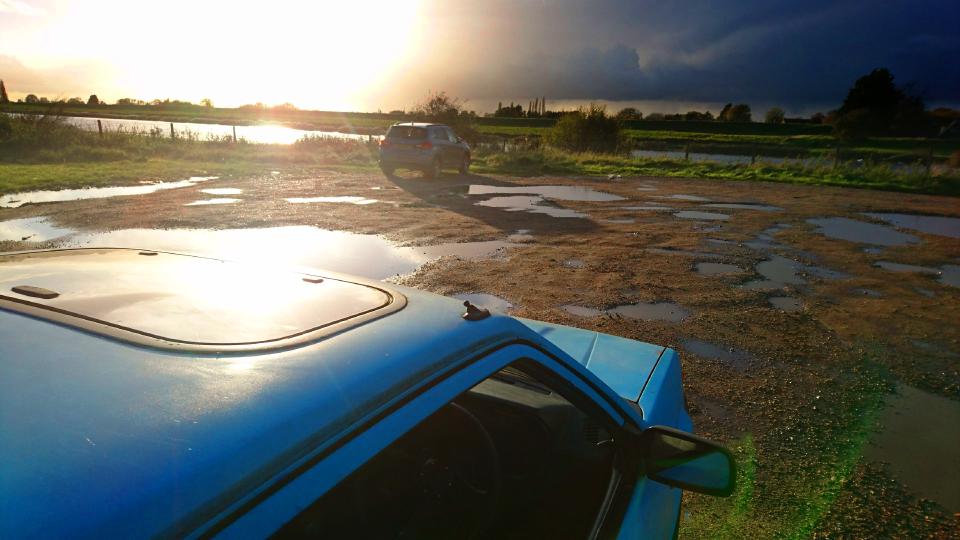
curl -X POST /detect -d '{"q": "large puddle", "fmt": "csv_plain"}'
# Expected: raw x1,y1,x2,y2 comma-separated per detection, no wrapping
703,203,783,212
475,195,587,218
468,184,625,202
184,198,240,206
742,255,847,290
284,196,380,205
866,385,960,512
0,217,74,242
807,217,920,246
0,224,516,280
874,261,960,288
0,176,217,208
674,210,729,221
863,213,960,239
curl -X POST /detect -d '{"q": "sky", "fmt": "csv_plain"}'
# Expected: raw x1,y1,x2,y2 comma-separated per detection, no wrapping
1,0,958,115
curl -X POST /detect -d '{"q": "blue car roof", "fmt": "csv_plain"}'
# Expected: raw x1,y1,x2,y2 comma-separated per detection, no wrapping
0,249,654,537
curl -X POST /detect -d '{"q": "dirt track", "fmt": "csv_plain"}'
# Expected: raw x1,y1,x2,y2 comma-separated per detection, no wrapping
1,169,958,537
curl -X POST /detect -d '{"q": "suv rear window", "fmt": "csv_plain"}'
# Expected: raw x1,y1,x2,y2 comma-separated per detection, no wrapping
386,126,427,140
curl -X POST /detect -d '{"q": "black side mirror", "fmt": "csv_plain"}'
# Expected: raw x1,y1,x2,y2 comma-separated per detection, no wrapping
640,425,736,497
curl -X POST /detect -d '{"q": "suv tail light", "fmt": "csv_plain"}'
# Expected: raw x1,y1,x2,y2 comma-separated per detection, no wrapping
379,139,390,147
417,141,433,150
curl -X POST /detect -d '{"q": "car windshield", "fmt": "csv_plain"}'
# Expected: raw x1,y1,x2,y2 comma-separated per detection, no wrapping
386,126,427,140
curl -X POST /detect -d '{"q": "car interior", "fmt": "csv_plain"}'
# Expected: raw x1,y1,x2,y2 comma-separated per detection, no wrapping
275,364,618,539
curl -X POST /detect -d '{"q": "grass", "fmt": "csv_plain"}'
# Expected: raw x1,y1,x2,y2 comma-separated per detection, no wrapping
1,113,957,197
471,147,960,196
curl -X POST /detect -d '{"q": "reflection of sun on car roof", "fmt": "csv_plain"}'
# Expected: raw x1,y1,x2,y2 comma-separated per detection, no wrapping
0,248,404,351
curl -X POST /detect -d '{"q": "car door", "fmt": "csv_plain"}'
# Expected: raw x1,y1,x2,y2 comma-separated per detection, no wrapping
444,127,466,163
201,343,664,539
428,126,449,165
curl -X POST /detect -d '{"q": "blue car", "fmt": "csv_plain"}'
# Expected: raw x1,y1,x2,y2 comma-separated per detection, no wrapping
0,248,734,539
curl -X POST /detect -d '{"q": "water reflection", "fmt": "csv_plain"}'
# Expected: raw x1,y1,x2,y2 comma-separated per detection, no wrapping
0,177,217,208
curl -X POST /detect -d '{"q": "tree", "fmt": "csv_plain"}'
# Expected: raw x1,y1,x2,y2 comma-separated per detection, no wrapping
200,98,213,108
834,68,928,137
810,112,825,124
547,104,622,152
721,103,752,122
87,94,100,105
67,97,84,105
411,91,478,142
615,107,642,121
0,80,8,104
765,107,785,124
718,103,732,121
25,94,39,104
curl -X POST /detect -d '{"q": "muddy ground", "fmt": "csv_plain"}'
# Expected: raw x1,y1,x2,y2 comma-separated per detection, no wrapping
2,169,958,538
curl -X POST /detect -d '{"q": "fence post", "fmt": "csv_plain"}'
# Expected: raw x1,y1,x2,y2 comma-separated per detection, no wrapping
97,119,103,137
232,126,237,143
170,123,175,139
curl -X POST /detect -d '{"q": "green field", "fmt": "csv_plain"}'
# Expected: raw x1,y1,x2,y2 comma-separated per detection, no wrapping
1,110,957,197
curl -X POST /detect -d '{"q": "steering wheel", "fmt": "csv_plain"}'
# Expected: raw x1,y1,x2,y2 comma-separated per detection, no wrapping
394,402,502,540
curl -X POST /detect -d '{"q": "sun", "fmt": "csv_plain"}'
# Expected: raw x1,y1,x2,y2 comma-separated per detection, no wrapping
34,0,424,110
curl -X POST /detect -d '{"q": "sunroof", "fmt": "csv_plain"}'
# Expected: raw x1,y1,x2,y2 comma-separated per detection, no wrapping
0,249,405,352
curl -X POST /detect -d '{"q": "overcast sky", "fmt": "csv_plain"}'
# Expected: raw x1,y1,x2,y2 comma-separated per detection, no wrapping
1,0,957,114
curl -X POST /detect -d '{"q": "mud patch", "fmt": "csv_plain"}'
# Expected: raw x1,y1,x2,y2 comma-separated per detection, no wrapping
695,262,745,276
674,210,730,221
468,184,625,202
561,304,605,317
704,203,783,212
769,296,802,312
680,338,753,372
184,198,241,206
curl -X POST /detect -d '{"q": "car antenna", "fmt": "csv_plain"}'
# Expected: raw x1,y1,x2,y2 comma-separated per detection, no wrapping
462,300,491,321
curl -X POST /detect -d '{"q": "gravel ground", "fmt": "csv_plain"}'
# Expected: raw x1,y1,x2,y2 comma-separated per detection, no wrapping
2,169,958,537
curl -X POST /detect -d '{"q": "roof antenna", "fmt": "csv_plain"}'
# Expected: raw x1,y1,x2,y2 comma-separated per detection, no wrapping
462,300,491,321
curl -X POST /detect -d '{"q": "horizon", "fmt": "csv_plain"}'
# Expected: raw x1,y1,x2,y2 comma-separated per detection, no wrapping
1,0,958,116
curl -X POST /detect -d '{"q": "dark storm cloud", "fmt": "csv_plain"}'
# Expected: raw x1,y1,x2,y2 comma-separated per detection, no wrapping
406,0,960,108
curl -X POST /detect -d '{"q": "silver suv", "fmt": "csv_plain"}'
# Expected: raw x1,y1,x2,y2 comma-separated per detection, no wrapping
378,123,471,178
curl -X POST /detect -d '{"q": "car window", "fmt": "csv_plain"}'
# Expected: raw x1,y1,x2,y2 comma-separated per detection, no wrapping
275,361,617,539
386,126,426,140
445,127,459,143
429,126,447,140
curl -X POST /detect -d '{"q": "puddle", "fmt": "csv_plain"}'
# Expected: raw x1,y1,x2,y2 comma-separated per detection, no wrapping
874,261,960,288
200,188,243,195
0,176,217,208
563,259,586,268
851,288,883,298
561,304,605,317
635,185,658,192
680,338,753,372
284,196,379,205
703,203,783,212
603,218,635,224
863,213,960,239
913,287,936,298
647,248,723,259
910,340,959,358
695,262,745,276
468,184,625,202
704,238,737,246
866,384,960,512
742,255,807,290
507,229,535,243
0,217,74,242
674,211,730,221
621,205,673,211
769,296,802,312
863,247,884,255
475,195,587,218
655,194,712,202
184,198,241,206
609,302,691,322
807,217,920,246
39,226,514,280
453,293,513,312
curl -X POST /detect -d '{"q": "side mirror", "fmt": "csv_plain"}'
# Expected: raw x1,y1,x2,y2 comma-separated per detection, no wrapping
640,425,736,497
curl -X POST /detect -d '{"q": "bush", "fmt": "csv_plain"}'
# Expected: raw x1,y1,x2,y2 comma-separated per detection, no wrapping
547,104,622,152
949,150,960,169
765,108,785,124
